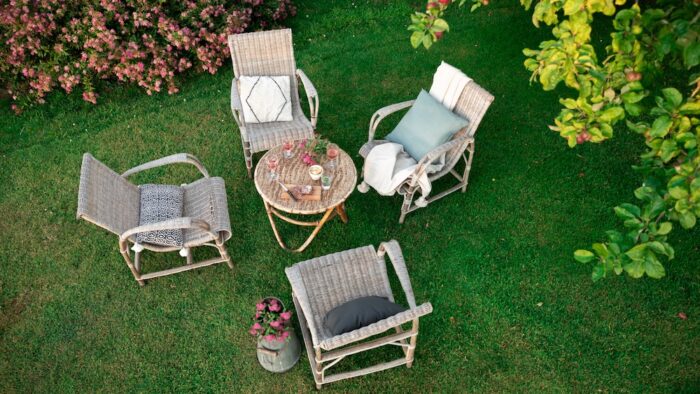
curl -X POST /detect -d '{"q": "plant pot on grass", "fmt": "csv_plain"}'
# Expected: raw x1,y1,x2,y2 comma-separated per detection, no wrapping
249,297,301,373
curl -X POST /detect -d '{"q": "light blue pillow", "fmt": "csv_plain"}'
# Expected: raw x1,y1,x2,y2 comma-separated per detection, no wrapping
386,89,469,161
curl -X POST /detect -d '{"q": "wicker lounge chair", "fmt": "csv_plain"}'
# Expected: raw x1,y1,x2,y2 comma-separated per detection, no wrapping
359,75,494,223
228,28,318,177
77,153,233,286
285,240,433,388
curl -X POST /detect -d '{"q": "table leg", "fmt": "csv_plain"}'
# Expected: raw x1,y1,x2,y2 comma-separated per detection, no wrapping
264,201,290,250
335,203,349,223
264,202,350,253
293,208,335,253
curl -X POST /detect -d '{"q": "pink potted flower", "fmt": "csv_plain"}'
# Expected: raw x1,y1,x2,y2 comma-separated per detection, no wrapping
250,297,301,373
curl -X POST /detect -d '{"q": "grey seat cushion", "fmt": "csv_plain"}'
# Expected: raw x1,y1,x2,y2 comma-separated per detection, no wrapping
135,184,184,247
324,296,407,336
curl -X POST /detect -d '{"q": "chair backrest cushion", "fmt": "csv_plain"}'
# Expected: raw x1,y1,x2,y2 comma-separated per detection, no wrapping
135,184,184,247
386,89,469,161
77,153,140,236
238,75,293,123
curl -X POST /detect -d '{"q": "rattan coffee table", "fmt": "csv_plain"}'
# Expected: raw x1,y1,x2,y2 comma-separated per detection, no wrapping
253,143,357,252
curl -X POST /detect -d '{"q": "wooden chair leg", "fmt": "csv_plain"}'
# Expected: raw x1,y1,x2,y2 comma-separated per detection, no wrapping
216,237,234,269
315,348,324,389
119,241,145,286
243,142,253,178
462,142,475,193
399,190,415,224
406,318,419,368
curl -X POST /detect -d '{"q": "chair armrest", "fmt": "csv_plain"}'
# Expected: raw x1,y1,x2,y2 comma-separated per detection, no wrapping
417,135,472,169
296,69,319,128
120,217,211,242
319,302,433,350
368,100,415,142
121,153,209,179
231,78,243,125
377,240,417,309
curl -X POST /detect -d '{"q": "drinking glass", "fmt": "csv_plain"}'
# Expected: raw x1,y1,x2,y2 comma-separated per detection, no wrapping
321,175,332,191
326,143,339,169
267,155,279,181
282,140,295,159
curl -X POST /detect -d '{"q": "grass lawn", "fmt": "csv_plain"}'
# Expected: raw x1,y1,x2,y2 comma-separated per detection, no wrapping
1,0,699,392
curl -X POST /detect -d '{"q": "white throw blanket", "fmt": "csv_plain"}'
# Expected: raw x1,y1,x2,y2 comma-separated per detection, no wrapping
429,61,472,110
362,143,431,198
360,62,471,201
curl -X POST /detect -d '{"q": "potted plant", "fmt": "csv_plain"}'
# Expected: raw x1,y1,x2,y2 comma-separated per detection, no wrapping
249,297,301,373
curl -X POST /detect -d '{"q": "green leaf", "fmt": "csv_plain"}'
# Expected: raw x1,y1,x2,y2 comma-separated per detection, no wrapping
680,211,697,229
683,42,700,69
432,18,449,32
422,34,433,49
649,115,672,138
634,186,656,201
574,249,595,263
615,203,640,220
592,243,608,258
410,31,424,48
661,88,683,108
598,106,625,123
644,255,666,279
657,222,672,235
679,101,700,115
591,263,606,282
625,243,647,262
668,186,688,200
623,260,645,278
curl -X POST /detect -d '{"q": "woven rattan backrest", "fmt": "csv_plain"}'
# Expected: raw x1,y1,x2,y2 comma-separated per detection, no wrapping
295,246,392,320
227,29,300,108
76,153,140,236
439,80,494,175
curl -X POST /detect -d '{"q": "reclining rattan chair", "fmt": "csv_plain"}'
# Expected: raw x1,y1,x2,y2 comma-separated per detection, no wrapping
359,74,494,223
77,153,233,286
285,240,432,388
228,28,318,177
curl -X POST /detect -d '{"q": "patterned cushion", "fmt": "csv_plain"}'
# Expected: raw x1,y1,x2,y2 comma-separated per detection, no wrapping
239,76,293,123
135,184,184,247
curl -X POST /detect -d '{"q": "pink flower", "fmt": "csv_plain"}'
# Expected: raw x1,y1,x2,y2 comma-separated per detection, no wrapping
263,334,276,342
252,322,262,330
270,320,281,329
280,311,292,321
268,301,281,312
278,331,290,342
255,303,265,312
248,328,258,336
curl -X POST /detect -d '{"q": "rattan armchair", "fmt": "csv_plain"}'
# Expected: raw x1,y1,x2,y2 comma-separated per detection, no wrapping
77,153,233,286
359,76,494,223
285,240,432,389
228,28,318,177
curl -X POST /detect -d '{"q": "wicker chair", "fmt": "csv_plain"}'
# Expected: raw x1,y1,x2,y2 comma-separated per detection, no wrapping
359,76,494,223
228,28,318,177
76,153,233,286
285,240,433,389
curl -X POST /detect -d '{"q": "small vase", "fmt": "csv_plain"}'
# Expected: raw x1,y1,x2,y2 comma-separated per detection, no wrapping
255,297,301,373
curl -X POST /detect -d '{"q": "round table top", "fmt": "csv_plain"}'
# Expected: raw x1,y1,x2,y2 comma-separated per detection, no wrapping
254,142,357,215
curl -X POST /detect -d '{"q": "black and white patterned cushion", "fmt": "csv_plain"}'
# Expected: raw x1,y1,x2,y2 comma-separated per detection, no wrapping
135,184,184,247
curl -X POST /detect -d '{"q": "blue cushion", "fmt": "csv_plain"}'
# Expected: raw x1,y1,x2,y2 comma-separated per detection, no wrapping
386,89,469,161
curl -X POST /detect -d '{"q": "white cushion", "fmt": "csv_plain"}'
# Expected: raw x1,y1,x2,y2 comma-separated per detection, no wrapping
239,76,293,123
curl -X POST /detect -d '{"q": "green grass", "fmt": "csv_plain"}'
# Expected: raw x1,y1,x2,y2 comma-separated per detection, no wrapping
1,0,699,392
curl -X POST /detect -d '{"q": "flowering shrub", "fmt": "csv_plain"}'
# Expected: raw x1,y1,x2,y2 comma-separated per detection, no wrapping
0,0,296,113
298,136,329,166
249,297,293,342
